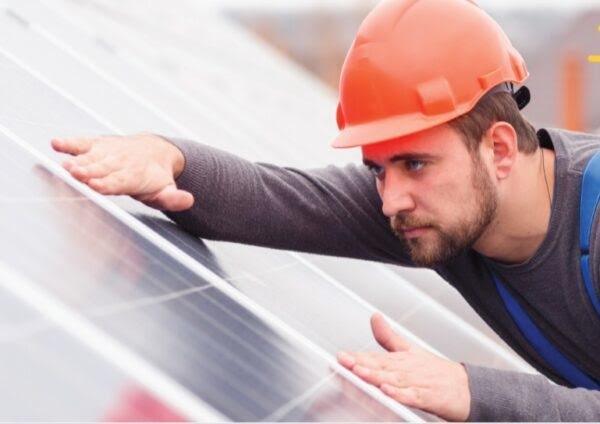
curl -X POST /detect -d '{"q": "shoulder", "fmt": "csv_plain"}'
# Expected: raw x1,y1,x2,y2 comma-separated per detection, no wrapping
541,128,600,176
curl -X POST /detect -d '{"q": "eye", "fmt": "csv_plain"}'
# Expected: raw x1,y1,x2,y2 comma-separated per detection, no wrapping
367,164,385,179
405,160,425,171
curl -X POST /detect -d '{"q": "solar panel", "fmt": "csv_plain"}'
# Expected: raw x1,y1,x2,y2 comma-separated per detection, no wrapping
0,285,137,421
30,0,532,369
23,0,509,327
0,0,538,420
0,0,405,358
0,133,423,421
0,0,407,358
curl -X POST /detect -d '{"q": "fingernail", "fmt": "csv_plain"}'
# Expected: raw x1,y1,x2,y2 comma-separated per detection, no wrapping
337,351,355,367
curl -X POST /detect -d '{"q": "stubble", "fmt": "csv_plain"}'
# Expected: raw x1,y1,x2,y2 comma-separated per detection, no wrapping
391,154,498,267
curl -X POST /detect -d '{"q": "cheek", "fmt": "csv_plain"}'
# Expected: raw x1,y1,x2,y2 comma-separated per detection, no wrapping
417,177,474,216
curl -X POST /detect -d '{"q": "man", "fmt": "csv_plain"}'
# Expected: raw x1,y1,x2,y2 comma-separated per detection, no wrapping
51,0,600,421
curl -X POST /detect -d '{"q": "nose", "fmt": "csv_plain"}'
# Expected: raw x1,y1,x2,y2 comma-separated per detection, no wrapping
379,173,416,218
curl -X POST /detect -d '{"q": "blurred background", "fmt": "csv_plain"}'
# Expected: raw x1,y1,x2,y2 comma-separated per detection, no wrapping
212,0,600,134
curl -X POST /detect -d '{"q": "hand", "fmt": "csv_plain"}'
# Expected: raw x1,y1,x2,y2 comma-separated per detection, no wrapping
51,133,194,212
337,313,471,421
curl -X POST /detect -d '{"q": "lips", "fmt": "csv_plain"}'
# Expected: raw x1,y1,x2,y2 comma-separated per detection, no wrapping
399,226,431,239
391,216,434,239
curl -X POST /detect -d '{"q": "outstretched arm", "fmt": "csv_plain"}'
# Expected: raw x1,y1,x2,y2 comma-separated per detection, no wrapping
164,138,411,263
51,134,411,264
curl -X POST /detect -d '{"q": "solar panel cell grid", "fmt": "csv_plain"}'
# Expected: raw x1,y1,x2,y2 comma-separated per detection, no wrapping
0,0,538,419
0,1,527,367
0,0,427,370
0,136,414,420
0,322,130,421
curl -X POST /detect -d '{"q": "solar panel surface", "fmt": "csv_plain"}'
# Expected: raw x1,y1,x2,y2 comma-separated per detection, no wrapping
0,135,420,421
0,0,538,420
0,284,136,421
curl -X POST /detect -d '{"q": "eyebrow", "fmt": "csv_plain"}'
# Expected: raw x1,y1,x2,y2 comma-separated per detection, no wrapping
362,152,438,167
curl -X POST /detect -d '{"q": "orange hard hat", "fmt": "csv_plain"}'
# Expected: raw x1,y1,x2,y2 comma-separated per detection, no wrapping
333,0,529,149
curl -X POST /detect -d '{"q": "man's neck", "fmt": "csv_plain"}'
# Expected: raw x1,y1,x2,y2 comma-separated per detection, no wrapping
473,148,556,264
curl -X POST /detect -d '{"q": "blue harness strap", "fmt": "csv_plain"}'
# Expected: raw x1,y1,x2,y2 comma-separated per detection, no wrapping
579,152,600,317
492,273,600,389
490,151,600,390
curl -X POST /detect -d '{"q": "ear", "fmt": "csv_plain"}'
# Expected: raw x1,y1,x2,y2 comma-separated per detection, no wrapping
485,122,518,180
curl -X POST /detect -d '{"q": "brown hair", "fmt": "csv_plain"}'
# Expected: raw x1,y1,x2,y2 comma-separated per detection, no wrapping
448,92,538,154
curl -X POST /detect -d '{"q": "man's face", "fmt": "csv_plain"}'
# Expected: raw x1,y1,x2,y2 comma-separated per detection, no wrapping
362,124,498,267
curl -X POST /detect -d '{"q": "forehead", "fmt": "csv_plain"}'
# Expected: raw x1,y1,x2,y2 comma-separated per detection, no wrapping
361,124,467,162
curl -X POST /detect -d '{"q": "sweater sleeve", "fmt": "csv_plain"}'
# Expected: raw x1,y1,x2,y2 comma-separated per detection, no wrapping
163,138,413,265
465,364,600,421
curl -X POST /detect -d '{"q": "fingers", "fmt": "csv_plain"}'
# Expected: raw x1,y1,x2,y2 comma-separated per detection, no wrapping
336,351,356,368
371,313,410,352
338,351,394,370
62,148,105,168
70,161,113,182
337,351,408,388
88,169,136,195
338,352,426,412
338,320,469,420
51,134,192,212
51,137,94,156
129,184,195,212
144,186,195,212
88,174,194,211
352,365,395,387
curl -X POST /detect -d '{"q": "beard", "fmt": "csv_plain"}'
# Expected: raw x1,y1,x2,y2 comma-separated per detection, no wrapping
390,154,498,267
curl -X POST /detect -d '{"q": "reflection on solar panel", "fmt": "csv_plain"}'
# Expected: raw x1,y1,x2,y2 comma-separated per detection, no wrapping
1,131,418,421
0,0,536,420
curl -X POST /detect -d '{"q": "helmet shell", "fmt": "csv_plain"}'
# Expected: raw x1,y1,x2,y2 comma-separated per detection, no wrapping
333,0,528,148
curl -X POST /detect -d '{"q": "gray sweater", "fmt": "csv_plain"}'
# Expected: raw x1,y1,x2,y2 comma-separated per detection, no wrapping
166,128,600,421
